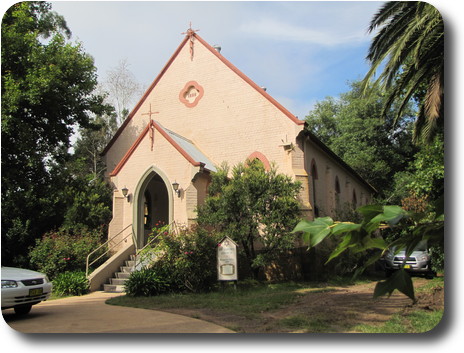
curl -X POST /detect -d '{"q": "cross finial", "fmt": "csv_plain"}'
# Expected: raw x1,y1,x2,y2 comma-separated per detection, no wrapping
142,104,159,151
142,103,159,120
181,22,200,61
181,22,199,37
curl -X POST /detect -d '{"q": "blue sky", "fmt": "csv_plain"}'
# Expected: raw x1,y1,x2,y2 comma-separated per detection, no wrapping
46,0,385,120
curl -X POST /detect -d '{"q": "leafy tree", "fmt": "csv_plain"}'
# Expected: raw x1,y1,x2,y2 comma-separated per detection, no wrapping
103,59,144,125
1,2,111,265
293,204,443,301
362,2,444,143
391,134,444,208
295,2,445,299
306,80,417,194
53,112,117,236
197,160,302,279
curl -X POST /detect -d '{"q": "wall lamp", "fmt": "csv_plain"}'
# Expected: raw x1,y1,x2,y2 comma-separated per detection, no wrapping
172,181,181,198
121,186,130,202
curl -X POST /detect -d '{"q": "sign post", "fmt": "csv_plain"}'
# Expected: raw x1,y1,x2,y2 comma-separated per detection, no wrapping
217,236,238,288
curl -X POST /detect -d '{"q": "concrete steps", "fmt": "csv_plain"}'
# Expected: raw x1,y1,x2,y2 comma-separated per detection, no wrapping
103,255,137,293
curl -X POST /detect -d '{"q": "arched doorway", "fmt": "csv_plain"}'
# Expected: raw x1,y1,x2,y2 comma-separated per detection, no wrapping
133,166,173,249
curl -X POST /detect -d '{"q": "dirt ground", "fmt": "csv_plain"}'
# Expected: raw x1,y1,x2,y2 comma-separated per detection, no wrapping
164,277,444,333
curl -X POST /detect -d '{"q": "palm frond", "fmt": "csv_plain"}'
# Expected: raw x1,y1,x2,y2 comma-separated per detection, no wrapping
362,2,444,144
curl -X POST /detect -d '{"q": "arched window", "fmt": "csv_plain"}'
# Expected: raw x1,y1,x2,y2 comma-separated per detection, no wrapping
334,176,341,209
310,159,319,217
352,189,357,208
246,151,271,170
144,191,152,229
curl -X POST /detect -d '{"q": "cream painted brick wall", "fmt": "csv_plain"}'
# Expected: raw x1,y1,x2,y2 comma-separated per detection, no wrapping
105,35,374,246
109,126,203,247
304,139,374,218
105,37,304,180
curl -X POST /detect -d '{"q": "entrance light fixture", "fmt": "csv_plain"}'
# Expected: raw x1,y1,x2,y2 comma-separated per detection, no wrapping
172,181,181,197
121,186,130,202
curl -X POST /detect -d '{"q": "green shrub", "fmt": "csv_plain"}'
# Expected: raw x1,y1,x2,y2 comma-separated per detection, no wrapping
53,271,90,296
124,268,170,297
29,227,106,279
145,226,222,294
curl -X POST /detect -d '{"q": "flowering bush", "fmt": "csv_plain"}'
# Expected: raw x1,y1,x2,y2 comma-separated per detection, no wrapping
145,226,222,293
28,228,106,279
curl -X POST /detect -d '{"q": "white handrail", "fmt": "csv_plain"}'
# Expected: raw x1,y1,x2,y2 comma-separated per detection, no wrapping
85,224,133,277
134,221,178,269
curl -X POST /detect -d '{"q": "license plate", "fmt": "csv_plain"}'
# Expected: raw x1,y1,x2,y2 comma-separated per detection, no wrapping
29,288,43,296
404,265,411,269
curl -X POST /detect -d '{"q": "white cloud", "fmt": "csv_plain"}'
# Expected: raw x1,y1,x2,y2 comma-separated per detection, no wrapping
239,17,367,46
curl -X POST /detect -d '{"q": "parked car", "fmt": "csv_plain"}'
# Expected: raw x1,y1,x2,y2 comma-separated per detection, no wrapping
384,240,436,279
1,267,53,315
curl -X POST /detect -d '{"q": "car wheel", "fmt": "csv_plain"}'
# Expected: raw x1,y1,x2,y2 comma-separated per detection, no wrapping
385,269,394,278
14,304,32,315
425,272,435,279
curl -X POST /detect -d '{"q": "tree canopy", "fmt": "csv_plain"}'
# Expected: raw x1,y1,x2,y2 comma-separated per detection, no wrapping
305,80,417,195
362,2,444,143
1,2,111,265
197,160,302,278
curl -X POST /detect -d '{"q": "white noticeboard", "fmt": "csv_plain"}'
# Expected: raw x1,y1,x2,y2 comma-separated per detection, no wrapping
217,236,238,281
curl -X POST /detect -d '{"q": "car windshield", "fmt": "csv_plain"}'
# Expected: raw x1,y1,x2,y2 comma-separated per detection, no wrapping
391,240,428,253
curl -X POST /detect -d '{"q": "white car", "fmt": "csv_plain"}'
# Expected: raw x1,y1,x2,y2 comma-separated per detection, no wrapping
1,267,53,315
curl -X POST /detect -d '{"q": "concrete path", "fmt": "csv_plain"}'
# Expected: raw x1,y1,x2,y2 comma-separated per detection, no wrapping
2,291,234,333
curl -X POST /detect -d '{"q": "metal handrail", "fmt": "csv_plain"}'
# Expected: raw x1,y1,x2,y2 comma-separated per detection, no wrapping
85,224,133,277
134,221,178,269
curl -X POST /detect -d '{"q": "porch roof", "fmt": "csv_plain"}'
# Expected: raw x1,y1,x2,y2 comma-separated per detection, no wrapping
156,122,217,172
109,120,216,177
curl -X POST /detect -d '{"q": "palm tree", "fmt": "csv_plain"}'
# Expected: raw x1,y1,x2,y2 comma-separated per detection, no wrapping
362,2,444,143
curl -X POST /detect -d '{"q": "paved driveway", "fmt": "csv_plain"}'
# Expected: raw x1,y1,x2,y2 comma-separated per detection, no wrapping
2,291,233,333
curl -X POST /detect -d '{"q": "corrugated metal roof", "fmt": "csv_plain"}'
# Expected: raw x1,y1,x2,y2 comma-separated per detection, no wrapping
155,121,217,172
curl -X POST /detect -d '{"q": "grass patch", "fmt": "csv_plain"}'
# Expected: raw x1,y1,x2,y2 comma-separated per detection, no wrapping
107,281,311,316
279,315,332,333
354,309,444,333
415,276,444,293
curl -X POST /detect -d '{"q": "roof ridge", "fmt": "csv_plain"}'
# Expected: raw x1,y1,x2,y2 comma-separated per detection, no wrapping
155,121,194,144
103,32,304,156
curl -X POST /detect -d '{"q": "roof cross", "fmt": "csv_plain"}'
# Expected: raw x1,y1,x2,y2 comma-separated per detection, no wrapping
142,103,159,121
181,22,199,61
142,104,159,151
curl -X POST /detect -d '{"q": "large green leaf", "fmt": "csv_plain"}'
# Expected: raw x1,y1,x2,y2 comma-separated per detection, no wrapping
357,204,384,222
331,222,361,235
363,236,387,250
365,205,408,233
293,217,333,248
326,234,353,263
374,269,415,301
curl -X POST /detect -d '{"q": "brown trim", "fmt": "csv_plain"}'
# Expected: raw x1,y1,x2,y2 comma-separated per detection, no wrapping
301,127,377,194
102,36,190,156
179,80,204,108
246,151,271,170
194,34,305,126
110,123,152,176
151,120,202,167
102,32,304,157
110,120,202,177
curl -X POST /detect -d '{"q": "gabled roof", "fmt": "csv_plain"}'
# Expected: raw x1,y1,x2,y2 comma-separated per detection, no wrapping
301,126,377,194
109,120,216,177
158,122,216,172
102,32,304,156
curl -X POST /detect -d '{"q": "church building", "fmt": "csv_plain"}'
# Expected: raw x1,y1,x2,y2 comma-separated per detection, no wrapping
92,29,375,289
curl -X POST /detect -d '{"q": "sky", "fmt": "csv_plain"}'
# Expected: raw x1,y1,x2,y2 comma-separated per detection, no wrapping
45,0,386,120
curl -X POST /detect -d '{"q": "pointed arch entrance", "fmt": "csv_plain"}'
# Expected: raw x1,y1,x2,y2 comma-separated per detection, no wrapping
133,166,173,249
